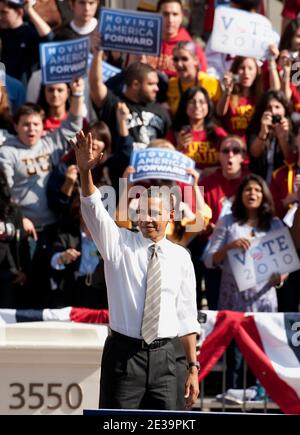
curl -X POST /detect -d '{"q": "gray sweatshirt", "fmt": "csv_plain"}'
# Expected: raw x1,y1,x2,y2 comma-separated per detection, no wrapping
0,113,82,227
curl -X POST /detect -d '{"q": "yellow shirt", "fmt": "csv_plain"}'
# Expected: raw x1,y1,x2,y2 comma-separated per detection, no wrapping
167,71,222,116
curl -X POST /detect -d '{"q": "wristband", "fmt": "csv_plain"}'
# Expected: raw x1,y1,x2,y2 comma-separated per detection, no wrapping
187,361,200,372
72,91,84,97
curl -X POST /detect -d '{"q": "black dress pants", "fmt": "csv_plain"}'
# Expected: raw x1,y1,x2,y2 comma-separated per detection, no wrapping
99,332,177,410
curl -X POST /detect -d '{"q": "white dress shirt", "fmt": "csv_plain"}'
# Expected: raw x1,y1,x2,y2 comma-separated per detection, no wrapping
81,189,200,339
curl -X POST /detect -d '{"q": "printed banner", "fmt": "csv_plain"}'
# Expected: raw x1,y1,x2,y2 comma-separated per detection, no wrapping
129,148,195,184
102,60,121,83
211,6,279,59
40,37,90,85
99,8,162,56
228,227,300,291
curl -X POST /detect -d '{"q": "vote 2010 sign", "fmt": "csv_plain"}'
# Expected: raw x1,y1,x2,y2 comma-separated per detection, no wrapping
228,227,300,291
211,6,279,59
40,37,90,85
99,8,162,56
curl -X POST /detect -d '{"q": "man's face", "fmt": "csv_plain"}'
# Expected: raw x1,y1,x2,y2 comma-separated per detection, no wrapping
219,138,245,179
160,2,183,39
0,3,22,29
71,0,98,26
15,114,44,147
138,197,173,242
138,72,159,103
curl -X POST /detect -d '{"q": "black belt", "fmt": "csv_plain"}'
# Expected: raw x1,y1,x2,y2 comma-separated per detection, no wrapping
110,330,171,350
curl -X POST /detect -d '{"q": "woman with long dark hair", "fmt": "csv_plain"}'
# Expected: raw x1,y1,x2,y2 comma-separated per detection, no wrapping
203,174,288,389
172,85,227,177
247,90,295,182
203,174,286,312
216,56,263,139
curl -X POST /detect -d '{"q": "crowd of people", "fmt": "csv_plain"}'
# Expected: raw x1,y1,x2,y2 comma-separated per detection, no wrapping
0,0,300,408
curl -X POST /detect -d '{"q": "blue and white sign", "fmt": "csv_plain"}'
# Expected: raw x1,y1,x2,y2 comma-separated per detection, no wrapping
40,37,90,85
99,8,162,56
228,227,300,291
129,148,196,184
211,6,279,59
102,61,121,83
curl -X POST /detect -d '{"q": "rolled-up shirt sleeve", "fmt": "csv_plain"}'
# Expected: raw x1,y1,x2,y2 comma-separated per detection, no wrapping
177,253,201,337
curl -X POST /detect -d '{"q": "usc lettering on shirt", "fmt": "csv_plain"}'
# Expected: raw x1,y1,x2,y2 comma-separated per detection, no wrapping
227,100,255,137
22,153,52,176
181,128,227,169
184,140,219,167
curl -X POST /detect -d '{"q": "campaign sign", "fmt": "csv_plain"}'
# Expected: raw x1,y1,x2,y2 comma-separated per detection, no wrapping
99,8,162,56
228,227,300,291
211,6,279,59
129,148,195,184
40,37,90,85
102,61,121,83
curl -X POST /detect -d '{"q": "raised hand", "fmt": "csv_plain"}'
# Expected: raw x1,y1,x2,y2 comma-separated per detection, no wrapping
72,130,103,172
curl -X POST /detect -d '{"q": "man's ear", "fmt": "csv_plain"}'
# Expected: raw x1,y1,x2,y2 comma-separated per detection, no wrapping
131,79,140,91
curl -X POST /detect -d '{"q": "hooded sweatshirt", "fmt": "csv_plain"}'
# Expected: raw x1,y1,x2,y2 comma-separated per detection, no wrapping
0,114,82,228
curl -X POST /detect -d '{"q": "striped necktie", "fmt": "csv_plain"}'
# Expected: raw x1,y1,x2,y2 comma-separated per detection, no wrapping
141,244,161,344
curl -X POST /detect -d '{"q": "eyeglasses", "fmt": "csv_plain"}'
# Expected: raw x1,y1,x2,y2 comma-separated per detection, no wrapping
220,147,243,155
173,56,190,62
187,99,207,107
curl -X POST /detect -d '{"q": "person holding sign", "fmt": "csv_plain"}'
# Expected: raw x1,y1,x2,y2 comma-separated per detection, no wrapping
89,48,171,148
74,129,200,410
204,173,287,312
204,174,290,388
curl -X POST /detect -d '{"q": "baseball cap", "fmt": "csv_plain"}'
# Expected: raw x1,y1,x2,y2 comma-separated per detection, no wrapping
6,0,24,7
6,0,36,8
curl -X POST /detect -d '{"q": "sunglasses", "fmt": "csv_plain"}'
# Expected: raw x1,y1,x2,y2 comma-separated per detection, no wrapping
173,56,190,62
220,147,243,155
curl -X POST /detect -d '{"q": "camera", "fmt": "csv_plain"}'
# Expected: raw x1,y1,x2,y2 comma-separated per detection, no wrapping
232,74,240,84
272,114,282,124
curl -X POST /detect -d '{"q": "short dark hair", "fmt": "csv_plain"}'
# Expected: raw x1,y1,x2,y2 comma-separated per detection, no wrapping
13,103,45,125
231,174,274,231
87,120,112,154
157,0,183,12
124,62,156,87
